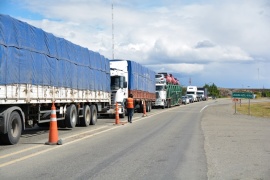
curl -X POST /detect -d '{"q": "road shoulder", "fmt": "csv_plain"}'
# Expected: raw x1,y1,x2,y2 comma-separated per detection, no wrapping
201,100,270,179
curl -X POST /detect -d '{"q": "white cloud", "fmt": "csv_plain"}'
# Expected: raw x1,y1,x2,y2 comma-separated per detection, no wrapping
12,0,270,88
148,63,204,74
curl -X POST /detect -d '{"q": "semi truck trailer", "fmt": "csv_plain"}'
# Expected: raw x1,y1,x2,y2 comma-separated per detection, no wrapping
105,60,156,117
0,14,111,144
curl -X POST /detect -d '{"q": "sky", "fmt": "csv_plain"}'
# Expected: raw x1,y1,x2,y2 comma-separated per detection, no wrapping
0,0,269,88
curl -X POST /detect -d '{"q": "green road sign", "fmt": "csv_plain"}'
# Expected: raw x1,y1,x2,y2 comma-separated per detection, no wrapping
232,92,253,99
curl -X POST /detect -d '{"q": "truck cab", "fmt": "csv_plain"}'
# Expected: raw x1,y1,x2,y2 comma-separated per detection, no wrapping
155,83,167,109
108,60,128,118
186,86,198,102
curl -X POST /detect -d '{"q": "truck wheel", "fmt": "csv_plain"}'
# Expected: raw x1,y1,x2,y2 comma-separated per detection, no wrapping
0,111,22,145
119,107,125,118
146,102,150,112
166,101,170,108
65,104,77,128
119,113,125,118
90,105,97,125
81,105,91,126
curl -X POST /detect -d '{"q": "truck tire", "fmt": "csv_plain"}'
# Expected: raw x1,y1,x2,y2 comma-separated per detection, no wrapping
90,105,97,125
119,107,125,118
146,102,151,112
119,113,125,118
81,105,91,126
65,104,77,128
166,101,170,108
0,111,22,145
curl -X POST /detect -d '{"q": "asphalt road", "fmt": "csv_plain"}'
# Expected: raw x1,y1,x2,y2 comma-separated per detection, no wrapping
1,98,270,179
0,100,209,180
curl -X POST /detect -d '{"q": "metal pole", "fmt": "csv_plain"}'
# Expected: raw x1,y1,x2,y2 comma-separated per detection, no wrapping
112,3,114,60
240,99,241,106
248,98,250,115
234,101,237,114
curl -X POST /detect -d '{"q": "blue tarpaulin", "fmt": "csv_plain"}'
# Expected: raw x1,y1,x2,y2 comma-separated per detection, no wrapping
0,14,110,92
127,60,155,93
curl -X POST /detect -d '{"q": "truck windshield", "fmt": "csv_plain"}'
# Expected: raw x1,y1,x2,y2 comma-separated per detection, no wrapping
111,76,125,90
156,86,165,91
186,92,195,95
197,92,203,95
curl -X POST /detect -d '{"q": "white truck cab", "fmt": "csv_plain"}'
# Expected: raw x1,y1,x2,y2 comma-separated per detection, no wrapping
108,60,128,118
186,86,198,102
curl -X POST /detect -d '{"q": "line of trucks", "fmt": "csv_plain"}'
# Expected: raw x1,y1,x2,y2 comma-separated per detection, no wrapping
0,14,184,145
186,86,208,102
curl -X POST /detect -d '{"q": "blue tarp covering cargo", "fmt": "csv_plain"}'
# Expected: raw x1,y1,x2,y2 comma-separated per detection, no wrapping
127,60,155,93
0,14,110,92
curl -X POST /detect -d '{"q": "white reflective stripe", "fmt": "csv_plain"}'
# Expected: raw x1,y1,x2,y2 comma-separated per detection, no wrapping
51,117,57,121
51,109,57,121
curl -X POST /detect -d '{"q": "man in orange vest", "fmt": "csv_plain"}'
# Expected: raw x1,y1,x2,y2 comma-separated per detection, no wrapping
126,94,134,123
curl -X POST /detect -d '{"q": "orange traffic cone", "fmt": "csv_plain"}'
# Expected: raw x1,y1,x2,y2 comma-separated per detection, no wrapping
115,102,120,125
142,101,147,117
45,103,62,145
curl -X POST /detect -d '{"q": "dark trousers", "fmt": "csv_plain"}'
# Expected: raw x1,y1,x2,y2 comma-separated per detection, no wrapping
127,108,134,122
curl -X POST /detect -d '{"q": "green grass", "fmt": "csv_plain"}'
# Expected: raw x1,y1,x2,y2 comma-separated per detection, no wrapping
236,102,270,118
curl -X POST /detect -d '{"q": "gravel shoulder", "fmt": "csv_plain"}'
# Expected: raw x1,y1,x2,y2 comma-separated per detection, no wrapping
202,99,270,180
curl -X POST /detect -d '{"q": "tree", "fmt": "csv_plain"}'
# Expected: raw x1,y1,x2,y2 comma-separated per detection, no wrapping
204,83,219,98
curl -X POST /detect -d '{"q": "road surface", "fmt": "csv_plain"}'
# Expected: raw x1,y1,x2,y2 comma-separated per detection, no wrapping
1,98,270,179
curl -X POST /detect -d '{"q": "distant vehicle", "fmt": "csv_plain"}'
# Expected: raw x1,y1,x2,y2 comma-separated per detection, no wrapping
196,94,202,101
197,87,208,101
186,86,198,102
155,74,166,84
182,96,190,105
174,78,180,85
158,72,172,84
154,73,182,108
186,94,194,103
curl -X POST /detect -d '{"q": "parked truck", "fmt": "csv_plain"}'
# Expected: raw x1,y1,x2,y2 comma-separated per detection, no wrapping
0,14,111,144
105,60,156,117
197,87,208,101
186,86,198,102
154,74,182,108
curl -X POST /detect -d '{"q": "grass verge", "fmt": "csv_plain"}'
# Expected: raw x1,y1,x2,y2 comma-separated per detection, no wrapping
236,101,270,118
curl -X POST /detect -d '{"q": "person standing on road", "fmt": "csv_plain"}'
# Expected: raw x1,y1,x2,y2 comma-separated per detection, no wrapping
126,94,134,123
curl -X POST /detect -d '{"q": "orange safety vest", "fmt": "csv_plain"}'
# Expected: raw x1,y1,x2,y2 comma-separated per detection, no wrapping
126,98,134,108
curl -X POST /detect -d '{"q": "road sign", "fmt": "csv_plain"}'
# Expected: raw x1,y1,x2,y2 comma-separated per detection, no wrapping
232,92,253,99
232,98,238,102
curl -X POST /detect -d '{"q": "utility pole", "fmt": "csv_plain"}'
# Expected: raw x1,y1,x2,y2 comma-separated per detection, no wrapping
258,68,259,88
112,3,114,60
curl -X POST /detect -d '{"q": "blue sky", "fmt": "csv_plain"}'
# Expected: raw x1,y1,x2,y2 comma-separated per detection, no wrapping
1,0,270,88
